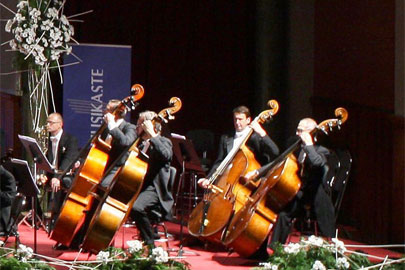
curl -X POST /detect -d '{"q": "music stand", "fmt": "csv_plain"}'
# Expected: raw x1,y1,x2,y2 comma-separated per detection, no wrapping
170,135,204,256
18,134,53,254
3,158,40,253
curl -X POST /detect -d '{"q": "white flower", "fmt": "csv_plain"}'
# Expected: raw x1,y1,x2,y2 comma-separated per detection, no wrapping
47,7,59,19
151,247,169,263
15,13,25,22
127,240,143,253
29,8,41,19
5,19,14,32
16,244,34,260
0,240,4,246
4,0,75,65
311,260,326,270
307,235,324,247
336,257,350,269
16,1,28,9
96,250,110,264
284,242,301,254
332,238,347,253
259,262,279,270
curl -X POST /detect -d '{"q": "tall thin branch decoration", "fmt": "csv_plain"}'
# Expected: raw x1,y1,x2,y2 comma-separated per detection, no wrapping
1,0,88,150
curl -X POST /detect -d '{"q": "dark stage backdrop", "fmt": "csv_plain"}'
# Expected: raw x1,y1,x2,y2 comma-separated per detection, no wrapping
64,1,261,139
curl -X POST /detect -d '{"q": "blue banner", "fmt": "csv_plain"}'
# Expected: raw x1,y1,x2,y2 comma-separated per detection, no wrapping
63,44,132,147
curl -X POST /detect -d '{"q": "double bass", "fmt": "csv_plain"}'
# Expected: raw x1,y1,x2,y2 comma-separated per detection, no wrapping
81,97,182,253
222,107,348,257
50,85,145,246
188,100,279,242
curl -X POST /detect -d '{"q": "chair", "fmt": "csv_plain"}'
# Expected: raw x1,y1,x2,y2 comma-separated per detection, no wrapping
330,149,352,222
292,149,352,236
1,193,26,246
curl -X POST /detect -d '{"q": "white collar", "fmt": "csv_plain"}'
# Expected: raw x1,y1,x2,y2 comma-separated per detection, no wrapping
50,129,63,141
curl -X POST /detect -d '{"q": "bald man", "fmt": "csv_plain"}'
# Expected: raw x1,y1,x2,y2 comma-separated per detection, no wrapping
44,112,79,231
269,118,335,247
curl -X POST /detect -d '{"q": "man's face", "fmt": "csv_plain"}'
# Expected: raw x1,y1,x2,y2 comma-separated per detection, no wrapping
233,112,250,132
46,114,62,135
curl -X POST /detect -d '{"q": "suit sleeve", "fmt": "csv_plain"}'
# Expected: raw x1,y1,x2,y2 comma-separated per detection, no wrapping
207,134,228,178
150,136,173,162
259,135,280,157
303,145,328,167
110,122,137,147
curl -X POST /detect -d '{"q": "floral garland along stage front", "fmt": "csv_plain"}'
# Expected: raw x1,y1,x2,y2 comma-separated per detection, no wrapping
0,236,403,270
1,0,87,143
0,240,190,270
254,235,405,270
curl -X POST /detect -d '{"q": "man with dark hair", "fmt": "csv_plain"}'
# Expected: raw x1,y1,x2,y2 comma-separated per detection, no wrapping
198,105,279,188
269,118,335,247
131,111,174,247
197,105,279,260
99,99,138,188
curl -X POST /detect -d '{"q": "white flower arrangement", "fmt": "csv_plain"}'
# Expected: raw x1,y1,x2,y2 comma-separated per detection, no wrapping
5,0,75,67
96,250,111,265
127,240,143,254
15,244,33,263
253,235,405,270
150,246,169,263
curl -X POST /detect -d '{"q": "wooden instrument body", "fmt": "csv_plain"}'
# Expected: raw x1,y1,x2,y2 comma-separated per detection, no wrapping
188,145,260,238
50,138,111,246
264,155,301,213
81,149,147,253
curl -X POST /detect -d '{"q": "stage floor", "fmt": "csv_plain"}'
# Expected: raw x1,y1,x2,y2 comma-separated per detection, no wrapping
2,221,404,270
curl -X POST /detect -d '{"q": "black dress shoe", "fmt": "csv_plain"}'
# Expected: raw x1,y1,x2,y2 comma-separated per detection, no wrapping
53,243,69,250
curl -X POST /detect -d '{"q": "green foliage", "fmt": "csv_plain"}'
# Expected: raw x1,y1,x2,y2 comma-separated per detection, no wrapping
252,239,405,270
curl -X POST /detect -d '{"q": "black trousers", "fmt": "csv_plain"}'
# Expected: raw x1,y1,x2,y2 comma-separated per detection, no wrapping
132,186,160,246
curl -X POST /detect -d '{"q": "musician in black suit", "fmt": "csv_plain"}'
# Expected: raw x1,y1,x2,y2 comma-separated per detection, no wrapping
0,165,17,234
99,99,138,188
198,105,279,188
42,113,79,230
269,118,335,247
131,110,174,246
197,105,279,260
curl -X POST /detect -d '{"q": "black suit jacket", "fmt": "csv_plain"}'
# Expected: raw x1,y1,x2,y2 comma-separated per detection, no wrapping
208,131,279,178
298,144,335,237
0,165,17,232
141,135,173,219
105,120,137,170
46,131,79,187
